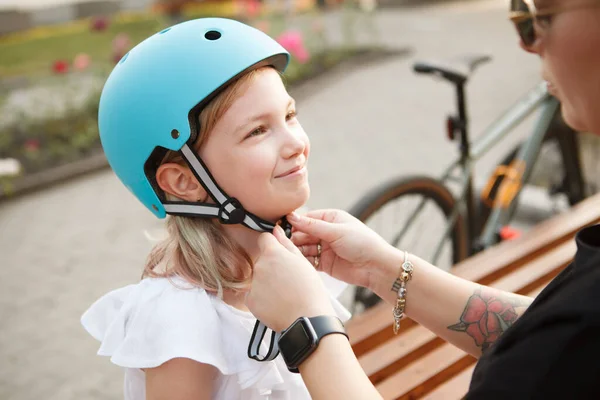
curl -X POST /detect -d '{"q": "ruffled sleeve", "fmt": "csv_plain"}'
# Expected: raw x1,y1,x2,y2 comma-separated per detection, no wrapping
81,277,234,373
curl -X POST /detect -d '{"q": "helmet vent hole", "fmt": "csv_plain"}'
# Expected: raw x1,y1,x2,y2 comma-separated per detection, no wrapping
205,30,221,41
118,52,129,64
171,129,180,139
159,28,171,34
152,204,159,212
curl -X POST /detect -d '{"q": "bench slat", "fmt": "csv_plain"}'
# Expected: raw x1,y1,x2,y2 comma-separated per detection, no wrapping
376,344,474,400
489,240,576,294
422,364,476,400
348,302,416,355
360,326,439,383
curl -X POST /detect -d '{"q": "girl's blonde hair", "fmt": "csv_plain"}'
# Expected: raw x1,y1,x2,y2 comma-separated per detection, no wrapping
143,67,271,298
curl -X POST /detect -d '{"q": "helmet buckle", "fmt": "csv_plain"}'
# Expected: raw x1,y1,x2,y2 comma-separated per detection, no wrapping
218,197,246,224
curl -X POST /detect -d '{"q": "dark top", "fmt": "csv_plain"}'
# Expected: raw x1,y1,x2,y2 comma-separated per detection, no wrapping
467,224,600,399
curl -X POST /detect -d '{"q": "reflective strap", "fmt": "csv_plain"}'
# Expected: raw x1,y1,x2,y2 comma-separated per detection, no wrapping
243,214,275,232
163,202,275,232
247,320,281,362
247,221,292,364
181,144,228,205
163,203,220,217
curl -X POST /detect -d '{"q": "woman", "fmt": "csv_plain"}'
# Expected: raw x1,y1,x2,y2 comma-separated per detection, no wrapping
246,2,600,398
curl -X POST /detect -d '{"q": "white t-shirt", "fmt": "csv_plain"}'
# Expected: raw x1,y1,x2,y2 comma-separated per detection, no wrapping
81,274,351,400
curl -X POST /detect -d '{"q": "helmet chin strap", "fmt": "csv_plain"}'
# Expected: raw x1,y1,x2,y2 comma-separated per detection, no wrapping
162,142,292,366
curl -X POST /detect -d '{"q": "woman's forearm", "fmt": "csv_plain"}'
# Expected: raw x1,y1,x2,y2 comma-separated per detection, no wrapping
299,334,382,400
369,248,533,358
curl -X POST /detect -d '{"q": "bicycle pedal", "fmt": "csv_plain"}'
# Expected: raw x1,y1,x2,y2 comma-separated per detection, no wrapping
499,226,522,241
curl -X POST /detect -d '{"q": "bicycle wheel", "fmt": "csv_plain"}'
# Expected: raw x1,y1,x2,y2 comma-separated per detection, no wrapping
348,176,469,313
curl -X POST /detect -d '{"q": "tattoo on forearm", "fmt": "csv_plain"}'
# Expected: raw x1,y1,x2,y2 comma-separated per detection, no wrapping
447,287,529,352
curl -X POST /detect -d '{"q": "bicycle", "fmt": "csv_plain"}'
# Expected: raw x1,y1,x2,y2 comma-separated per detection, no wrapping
348,53,588,313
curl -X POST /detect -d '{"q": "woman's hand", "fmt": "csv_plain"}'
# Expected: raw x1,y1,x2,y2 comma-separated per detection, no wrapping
246,225,335,332
247,225,383,400
287,209,397,292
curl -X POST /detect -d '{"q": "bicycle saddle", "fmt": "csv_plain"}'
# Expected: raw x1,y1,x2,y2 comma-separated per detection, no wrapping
413,54,492,85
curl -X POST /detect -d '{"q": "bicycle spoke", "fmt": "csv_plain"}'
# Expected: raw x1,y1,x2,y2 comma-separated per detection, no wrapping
432,205,460,265
390,196,430,247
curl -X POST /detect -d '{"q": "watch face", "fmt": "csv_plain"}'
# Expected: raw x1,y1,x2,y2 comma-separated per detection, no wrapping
279,319,317,366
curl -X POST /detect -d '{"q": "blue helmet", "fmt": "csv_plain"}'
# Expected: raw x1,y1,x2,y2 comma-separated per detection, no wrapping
99,17,291,233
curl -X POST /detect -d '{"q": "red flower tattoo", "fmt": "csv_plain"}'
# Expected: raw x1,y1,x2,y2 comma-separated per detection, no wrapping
448,288,520,351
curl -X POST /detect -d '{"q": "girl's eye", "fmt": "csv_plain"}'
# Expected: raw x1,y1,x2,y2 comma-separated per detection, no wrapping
245,126,267,139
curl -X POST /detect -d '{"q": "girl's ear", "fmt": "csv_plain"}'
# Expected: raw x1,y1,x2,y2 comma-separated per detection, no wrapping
156,163,207,202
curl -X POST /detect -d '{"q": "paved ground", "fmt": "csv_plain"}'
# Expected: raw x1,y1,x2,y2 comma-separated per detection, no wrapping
0,1,559,399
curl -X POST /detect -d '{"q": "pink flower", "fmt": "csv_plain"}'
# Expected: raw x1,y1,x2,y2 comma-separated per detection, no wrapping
90,16,109,32
24,139,40,152
276,30,310,64
246,0,261,18
112,33,131,53
73,53,91,71
52,60,69,74
112,33,131,64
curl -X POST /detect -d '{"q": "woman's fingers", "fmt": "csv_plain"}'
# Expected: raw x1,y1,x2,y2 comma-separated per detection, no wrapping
291,231,323,259
299,209,341,222
291,231,320,246
273,225,302,256
297,243,321,257
287,212,339,242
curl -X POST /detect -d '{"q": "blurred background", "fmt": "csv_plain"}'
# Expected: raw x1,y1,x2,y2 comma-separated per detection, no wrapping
2,0,600,399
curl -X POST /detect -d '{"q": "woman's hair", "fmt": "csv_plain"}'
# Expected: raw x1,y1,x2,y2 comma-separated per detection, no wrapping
143,67,271,298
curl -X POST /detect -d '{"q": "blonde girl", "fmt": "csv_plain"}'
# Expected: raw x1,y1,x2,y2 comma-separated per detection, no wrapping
82,17,349,400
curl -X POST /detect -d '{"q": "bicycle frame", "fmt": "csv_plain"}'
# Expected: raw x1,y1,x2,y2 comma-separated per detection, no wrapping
435,82,561,262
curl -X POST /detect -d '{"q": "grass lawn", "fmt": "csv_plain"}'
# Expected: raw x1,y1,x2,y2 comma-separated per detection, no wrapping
0,1,320,79
0,16,165,78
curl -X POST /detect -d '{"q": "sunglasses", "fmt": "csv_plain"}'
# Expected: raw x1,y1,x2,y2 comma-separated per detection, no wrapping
509,0,600,47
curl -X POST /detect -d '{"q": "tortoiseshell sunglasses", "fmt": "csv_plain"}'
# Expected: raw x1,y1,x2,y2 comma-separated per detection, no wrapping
509,0,600,47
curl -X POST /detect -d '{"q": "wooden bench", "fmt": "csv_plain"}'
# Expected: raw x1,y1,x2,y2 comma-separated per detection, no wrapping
346,192,600,400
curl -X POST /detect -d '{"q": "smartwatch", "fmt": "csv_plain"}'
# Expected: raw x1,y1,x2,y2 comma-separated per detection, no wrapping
277,315,348,373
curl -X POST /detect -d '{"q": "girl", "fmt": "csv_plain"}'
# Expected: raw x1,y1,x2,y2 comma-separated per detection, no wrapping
81,17,350,400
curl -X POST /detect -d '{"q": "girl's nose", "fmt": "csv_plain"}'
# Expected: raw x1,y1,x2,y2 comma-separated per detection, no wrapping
281,127,307,159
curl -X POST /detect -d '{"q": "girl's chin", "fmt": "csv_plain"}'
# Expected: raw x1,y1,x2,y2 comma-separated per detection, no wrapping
259,201,310,223
241,187,310,223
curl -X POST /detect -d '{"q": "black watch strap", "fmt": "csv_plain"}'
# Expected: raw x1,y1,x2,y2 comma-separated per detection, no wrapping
279,315,348,373
310,315,348,342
